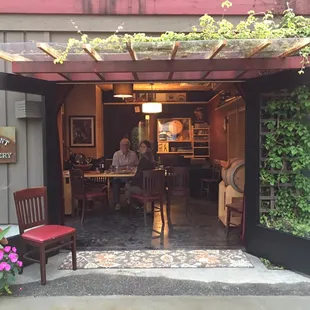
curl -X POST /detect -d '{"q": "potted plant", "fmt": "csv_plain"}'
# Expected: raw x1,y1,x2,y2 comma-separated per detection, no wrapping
0,227,23,295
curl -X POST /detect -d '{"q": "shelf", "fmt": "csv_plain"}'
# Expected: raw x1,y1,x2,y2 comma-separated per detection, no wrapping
104,101,211,106
194,146,209,149
214,96,243,111
157,151,193,154
183,155,210,159
158,140,192,143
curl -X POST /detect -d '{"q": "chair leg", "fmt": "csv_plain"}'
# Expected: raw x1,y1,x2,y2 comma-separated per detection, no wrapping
129,197,133,221
166,193,171,219
143,201,147,227
39,245,47,285
160,199,165,225
226,208,231,237
81,199,86,224
71,233,77,271
185,196,189,215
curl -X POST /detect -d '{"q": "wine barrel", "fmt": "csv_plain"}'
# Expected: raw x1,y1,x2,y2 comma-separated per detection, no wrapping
221,158,245,193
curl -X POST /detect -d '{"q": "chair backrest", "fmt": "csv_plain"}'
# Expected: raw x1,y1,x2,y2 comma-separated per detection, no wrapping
105,158,113,170
167,167,190,192
232,197,243,204
212,163,221,180
142,169,165,197
69,169,85,198
14,187,48,234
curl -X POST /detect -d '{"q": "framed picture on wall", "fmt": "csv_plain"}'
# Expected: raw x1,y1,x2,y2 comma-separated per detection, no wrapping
69,116,95,147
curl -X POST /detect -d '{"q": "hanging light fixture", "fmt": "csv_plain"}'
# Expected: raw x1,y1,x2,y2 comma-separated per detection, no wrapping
142,83,162,114
113,83,133,99
142,102,162,113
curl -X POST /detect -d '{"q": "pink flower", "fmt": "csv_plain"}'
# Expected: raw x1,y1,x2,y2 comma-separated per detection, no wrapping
17,261,23,267
4,246,11,253
0,251,4,261
12,247,17,253
0,262,10,271
8,253,18,263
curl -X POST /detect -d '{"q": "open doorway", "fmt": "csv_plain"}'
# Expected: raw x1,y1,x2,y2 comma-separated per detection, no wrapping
61,82,245,251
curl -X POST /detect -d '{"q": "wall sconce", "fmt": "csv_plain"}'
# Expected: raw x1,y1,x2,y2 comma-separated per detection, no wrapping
113,83,133,99
223,116,228,133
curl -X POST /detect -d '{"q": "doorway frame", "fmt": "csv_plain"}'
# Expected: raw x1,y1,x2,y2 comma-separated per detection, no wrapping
0,72,62,225
243,69,310,275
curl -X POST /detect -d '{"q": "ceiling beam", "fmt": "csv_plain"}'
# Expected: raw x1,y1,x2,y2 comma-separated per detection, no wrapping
201,40,227,79
0,50,31,62
37,42,61,59
36,42,71,80
168,41,180,80
234,40,271,79
95,73,105,80
12,57,306,74
21,71,271,83
126,42,139,80
278,38,310,58
83,44,102,61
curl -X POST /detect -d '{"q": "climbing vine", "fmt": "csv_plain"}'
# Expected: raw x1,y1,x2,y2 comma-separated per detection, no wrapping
55,1,310,73
260,86,310,238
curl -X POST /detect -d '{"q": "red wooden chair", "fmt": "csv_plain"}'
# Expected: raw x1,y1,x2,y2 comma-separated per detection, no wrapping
166,167,190,218
130,170,165,227
70,169,108,224
13,187,77,285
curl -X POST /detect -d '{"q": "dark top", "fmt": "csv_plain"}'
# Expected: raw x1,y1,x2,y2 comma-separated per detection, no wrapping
131,157,155,188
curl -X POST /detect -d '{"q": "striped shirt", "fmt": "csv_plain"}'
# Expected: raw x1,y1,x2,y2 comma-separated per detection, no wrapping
112,150,138,167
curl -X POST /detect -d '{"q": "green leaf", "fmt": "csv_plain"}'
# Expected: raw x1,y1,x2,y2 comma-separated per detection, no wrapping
0,226,11,240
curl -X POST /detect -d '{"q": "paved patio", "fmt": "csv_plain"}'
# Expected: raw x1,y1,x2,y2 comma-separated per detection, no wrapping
2,296,310,310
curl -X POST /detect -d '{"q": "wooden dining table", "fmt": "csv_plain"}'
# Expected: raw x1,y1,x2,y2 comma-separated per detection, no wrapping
83,171,136,202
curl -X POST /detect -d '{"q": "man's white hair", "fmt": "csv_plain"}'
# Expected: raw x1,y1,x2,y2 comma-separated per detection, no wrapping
120,138,130,147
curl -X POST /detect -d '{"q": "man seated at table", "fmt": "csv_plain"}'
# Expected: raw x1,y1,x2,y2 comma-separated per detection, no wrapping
112,138,138,210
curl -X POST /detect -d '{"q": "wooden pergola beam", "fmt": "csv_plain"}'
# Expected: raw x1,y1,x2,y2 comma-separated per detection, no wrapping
201,40,227,80
58,73,71,81
168,41,180,80
36,43,71,80
25,70,270,82
126,42,137,61
0,50,31,62
235,40,271,79
278,38,310,58
12,57,306,74
205,40,227,59
126,42,139,80
95,73,105,80
83,44,102,61
37,43,61,59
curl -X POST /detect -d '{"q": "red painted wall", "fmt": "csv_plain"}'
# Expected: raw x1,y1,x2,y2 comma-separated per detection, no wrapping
207,96,227,162
0,0,301,15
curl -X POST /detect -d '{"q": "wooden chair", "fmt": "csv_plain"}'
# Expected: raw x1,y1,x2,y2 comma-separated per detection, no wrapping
130,170,165,227
225,197,244,237
70,169,108,224
166,167,190,218
13,187,77,285
200,164,221,197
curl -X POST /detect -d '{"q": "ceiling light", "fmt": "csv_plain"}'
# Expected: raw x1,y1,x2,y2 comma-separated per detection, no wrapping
142,102,162,114
113,83,133,98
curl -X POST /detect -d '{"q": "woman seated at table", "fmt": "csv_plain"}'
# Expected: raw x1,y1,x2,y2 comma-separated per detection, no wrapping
125,140,155,203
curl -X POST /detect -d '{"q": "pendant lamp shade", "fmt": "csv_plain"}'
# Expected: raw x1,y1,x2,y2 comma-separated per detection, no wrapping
113,84,133,98
142,102,162,113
